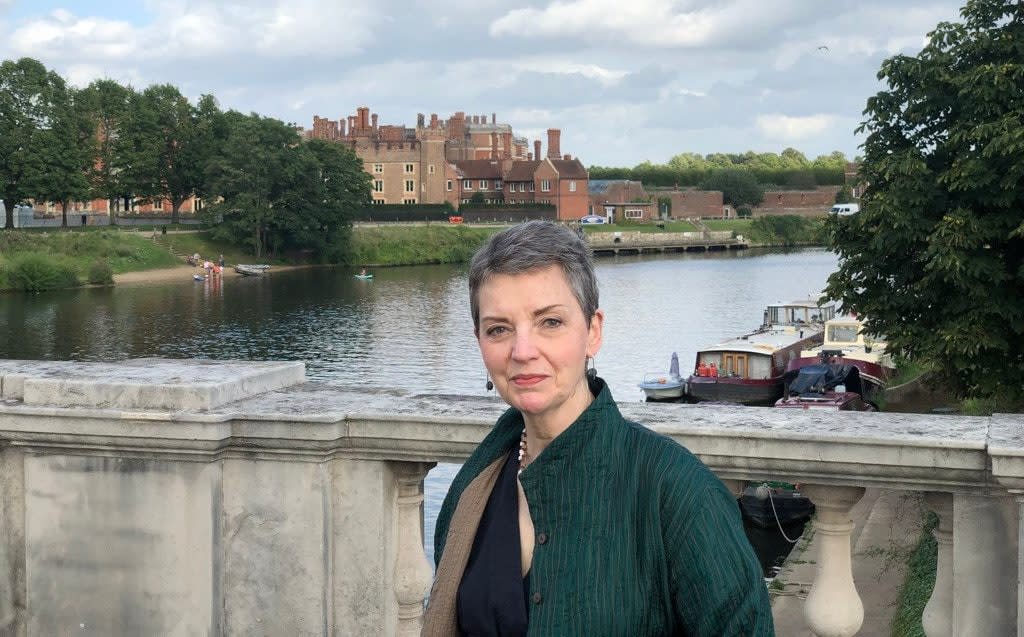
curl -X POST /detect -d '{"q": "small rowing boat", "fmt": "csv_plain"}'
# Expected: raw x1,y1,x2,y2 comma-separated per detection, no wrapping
235,264,270,276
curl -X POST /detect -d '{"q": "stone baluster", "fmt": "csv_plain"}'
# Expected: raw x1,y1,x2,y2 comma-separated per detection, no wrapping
922,492,953,637
952,492,1017,635
800,484,865,637
392,461,436,637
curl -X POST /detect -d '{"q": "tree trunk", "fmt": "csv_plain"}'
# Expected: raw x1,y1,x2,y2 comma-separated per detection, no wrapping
3,195,12,230
61,201,69,228
171,196,181,225
255,226,262,258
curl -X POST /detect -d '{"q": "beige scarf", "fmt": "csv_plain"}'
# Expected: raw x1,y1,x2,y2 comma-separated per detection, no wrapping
421,455,507,636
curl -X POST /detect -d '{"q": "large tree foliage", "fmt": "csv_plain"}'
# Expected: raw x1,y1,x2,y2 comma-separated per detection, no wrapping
700,169,765,208
0,58,75,229
825,0,1024,400
203,112,370,259
78,79,134,222
119,85,218,224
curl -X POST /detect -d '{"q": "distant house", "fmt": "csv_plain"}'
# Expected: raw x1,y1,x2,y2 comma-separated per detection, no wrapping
587,180,655,222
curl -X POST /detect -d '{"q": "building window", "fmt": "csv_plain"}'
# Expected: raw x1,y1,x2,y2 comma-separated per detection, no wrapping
193,198,204,212
446,180,453,191
463,180,473,190
373,199,385,205
374,180,384,192
625,208,644,219
405,163,415,173
479,180,488,190
461,199,470,204
405,180,415,192
569,180,576,192
153,200,164,211
429,164,436,174
403,198,417,204
373,164,383,173
495,180,503,191
541,179,551,192
529,183,535,192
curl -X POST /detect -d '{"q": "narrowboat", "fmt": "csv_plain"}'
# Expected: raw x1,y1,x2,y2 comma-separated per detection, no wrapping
686,301,836,406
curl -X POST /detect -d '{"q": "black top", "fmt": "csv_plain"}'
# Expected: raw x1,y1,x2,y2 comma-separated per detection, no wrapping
456,449,529,636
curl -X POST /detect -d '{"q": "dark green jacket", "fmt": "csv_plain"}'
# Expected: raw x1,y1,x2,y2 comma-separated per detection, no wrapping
432,378,775,636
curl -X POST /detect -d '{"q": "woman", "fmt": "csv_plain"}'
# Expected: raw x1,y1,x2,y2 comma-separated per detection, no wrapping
424,221,774,636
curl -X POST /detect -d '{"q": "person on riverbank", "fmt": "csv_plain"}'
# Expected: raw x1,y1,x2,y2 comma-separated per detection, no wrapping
424,221,773,636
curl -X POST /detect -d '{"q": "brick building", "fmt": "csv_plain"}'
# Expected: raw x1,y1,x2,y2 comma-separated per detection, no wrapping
754,187,841,217
309,107,588,219
587,180,656,222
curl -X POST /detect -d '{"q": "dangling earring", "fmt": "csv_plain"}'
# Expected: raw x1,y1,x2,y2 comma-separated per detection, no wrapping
586,356,597,380
486,377,494,391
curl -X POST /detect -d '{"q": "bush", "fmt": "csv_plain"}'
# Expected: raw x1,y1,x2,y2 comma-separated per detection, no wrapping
736,207,753,219
87,259,114,285
4,253,80,292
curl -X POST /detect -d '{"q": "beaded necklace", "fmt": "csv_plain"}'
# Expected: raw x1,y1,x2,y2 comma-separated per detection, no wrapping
518,427,528,475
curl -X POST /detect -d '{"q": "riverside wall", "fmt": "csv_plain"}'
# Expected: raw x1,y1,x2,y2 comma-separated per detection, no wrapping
0,358,1022,636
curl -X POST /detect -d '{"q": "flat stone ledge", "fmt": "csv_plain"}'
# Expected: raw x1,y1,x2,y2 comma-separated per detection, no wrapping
0,358,305,411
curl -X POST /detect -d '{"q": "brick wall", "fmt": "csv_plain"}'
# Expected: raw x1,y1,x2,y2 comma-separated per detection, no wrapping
658,189,723,218
756,187,839,215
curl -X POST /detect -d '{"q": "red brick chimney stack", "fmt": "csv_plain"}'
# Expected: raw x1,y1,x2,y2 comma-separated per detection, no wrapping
430,113,439,129
358,107,369,129
371,113,378,132
491,133,498,159
547,129,561,159
527,152,533,161
492,112,496,124
534,139,542,160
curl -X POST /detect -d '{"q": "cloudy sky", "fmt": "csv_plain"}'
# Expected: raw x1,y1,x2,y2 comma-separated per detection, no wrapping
1,0,964,166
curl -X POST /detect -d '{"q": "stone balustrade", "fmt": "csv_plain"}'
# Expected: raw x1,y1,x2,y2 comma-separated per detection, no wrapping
0,358,1022,636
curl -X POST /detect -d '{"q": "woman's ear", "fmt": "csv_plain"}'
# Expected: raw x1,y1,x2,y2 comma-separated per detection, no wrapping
587,309,604,357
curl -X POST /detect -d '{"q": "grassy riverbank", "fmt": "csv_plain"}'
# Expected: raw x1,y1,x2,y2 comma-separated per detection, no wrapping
348,225,500,266
0,229,180,291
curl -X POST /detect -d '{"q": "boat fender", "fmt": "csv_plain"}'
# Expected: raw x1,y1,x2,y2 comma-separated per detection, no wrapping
754,485,771,500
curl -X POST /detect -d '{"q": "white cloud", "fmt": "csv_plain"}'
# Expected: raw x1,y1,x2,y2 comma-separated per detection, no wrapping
755,113,836,140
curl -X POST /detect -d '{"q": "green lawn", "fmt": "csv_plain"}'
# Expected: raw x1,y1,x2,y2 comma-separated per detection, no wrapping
702,219,753,233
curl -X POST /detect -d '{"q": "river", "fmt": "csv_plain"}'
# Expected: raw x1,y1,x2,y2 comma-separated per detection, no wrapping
0,247,838,566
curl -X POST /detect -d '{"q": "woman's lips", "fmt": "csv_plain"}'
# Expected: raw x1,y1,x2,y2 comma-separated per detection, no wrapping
511,374,546,387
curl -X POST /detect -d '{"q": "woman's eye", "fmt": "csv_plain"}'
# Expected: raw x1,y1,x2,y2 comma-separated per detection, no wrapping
542,317,562,328
486,325,508,337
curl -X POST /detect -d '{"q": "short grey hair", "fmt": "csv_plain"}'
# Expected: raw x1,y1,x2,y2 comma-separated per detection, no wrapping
468,221,599,333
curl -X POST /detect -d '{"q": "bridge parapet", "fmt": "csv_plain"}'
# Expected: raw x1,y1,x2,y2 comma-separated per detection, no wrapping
0,359,1020,636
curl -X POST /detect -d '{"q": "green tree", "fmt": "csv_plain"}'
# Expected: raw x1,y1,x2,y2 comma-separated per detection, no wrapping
119,85,218,224
203,112,369,259
79,79,135,223
825,0,1024,401
24,85,95,227
0,58,72,229
700,169,765,207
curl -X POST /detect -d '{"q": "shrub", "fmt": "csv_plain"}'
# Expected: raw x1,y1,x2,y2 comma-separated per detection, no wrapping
736,207,752,218
5,253,80,292
87,259,114,285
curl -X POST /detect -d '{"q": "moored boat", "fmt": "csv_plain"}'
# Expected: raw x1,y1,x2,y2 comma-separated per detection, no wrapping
786,314,896,405
774,364,875,411
235,264,270,276
686,301,836,406
740,483,815,528
639,352,686,401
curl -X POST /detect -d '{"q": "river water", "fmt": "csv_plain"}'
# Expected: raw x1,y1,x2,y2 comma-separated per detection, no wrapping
0,247,838,566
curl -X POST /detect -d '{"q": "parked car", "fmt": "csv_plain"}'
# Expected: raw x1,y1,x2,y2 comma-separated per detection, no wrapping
829,203,860,216
580,215,607,224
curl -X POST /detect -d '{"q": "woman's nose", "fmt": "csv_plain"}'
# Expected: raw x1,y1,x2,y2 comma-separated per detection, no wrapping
510,330,539,360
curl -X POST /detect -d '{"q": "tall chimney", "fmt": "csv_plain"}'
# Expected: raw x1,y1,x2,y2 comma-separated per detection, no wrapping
339,119,346,137
534,140,542,161
502,132,512,159
417,113,425,128
358,107,369,129
527,152,533,161
547,129,561,159
492,112,496,124
348,116,356,134
371,113,378,131
430,113,439,128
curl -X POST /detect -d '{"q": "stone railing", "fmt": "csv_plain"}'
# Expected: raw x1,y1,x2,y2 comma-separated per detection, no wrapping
0,359,1021,636
586,230,738,247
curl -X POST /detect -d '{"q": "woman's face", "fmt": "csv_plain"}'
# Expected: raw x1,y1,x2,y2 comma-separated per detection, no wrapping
476,264,603,425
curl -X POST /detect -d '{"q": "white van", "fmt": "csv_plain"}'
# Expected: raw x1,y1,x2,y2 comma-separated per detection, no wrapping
829,203,859,216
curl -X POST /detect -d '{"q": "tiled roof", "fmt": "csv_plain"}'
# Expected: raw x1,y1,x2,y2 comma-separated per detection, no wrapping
453,160,503,179
504,160,541,181
549,158,588,179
